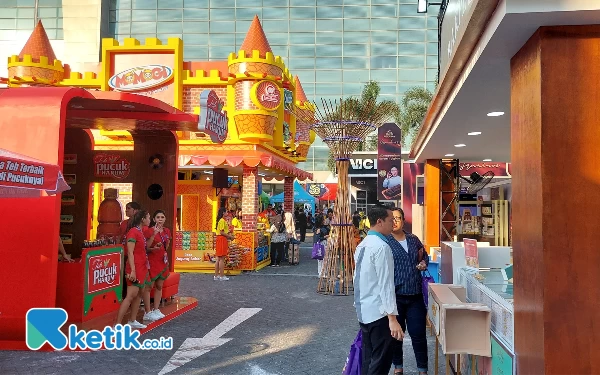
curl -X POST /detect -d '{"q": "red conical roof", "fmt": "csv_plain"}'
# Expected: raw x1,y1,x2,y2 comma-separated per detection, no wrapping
19,21,57,63
294,76,308,103
240,16,272,58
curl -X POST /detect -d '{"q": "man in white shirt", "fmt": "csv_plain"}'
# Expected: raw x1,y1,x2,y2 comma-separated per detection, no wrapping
354,204,404,375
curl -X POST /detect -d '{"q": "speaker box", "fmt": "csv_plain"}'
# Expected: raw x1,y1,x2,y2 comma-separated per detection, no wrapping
213,168,229,188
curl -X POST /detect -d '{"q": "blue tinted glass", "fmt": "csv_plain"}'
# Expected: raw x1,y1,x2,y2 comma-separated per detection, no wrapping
427,29,438,41
262,20,288,33
211,8,233,20
263,7,288,19
342,83,363,95
0,8,18,18
288,58,316,70
38,18,57,28
16,18,33,29
344,18,369,31
316,32,342,44
318,57,342,69
316,70,342,81
370,31,397,43
371,5,398,18
211,0,234,6
132,9,155,21
426,42,438,55
210,21,234,33
157,22,182,33
132,0,157,9
290,45,315,57
183,8,207,20
184,0,208,7
399,30,426,42
400,17,427,29
317,19,342,31
317,6,343,19
315,83,342,95
290,19,315,32
0,18,16,29
343,6,368,18
209,45,235,58
398,55,425,68
184,45,208,59
158,0,182,7
158,9,182,21
343,57,367,69
399,4,421,16
290,7,315,19
371,56,397,69
399,69,425,81
183,21,208,33
370,18,398,30
399,42,425,55
426,55,437,67
130,22,156,33
342,69,369,82
316,44,341,56
343,32,367,44
37,7,57,17
343,44,367,56
210,33,235,45
427,68,438,81
17,8,35,18
267,33,288,44
236,8,260,19
264,0,288,5
182,33,207,45
290,32,315,44
370,69,397,82
371,43,397,56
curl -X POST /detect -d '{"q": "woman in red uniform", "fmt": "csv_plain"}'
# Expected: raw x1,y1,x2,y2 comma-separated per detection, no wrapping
116,210,153,329
142,210,171,321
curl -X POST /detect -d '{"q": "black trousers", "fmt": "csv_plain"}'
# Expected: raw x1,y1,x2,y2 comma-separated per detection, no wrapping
392,294,428,372
270,242,284,265
360,316,395,375
299,226,306,242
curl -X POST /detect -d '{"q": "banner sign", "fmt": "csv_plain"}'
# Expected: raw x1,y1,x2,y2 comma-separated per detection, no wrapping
377,123,402,200
348,154,378,175
198,90,228,143
459,162,510,178
84,246,123,315
0,155,60,191
108,65,173,92
93,154,131,179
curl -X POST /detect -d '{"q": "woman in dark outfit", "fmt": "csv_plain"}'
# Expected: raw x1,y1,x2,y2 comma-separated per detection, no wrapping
386,207,429,375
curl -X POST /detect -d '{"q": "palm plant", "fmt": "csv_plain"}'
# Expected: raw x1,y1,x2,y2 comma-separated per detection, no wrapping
395,86,434,146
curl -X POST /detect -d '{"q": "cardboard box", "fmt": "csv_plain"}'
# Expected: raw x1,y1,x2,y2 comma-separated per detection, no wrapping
428,283,492,357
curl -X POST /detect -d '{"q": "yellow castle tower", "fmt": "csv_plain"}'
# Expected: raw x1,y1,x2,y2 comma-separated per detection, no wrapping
228,16,285,143
7,21,64,87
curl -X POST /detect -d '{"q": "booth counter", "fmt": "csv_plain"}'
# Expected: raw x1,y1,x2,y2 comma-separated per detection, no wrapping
56,245,124,324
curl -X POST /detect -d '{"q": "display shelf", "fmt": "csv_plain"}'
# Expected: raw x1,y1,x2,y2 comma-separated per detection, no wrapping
457,267,514,354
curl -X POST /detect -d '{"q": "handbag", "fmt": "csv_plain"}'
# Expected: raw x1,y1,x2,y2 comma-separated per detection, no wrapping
418,248,435,307
311,242,324,260
342,330,362,375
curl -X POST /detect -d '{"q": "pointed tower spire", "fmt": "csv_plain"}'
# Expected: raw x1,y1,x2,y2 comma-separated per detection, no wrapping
294,76,308,103
240,16,272,58
19,21,57,63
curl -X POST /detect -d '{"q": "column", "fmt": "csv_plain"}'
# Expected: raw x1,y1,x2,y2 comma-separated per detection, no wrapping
283,177,294,212
241,165,259,232
423,159,441,253
511,25,600,375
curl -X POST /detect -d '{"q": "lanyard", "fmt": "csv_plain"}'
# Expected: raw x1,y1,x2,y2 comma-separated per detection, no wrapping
158,230,168,246
135,226,147,249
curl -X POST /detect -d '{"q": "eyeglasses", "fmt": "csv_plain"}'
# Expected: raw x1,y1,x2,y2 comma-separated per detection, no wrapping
393,217,404,222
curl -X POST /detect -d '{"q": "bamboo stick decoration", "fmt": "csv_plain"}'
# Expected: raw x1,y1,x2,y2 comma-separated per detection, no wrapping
286,98,396,295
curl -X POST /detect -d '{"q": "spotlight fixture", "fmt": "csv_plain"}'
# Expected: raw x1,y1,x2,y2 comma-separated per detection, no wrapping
454,144,466,148
487,111,505,117
445,154,455,157
483,159,492,162
468,132,482,136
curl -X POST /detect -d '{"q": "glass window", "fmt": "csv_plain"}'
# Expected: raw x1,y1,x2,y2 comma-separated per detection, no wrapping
371,5,398,18
378,83,396,95
262,20,288,33
398,55,425,68
342,83,363,95
210,21,234,33
288,58,315,70
132,9,156,21
0,8,18,18
38,0,60,4
130,21,156,34
342,69,369,82
158,9,182,21
344,0,367,4
426,55,437,67
236,8,259,19
399,16,427,30
371,43,397,56
184,45,208,59
371,30,397,43
157,33,182,40
427,81,436,92
110,22,131,34
343,18,369,31
262,7,288,19
112,9,131,22
317,6,343,19
264,0,288,5
157,22,182,34
17,7,35,18
399,42,425,55
399,69,425,81
427,16,438,29
426,29,437,41
210,33,235,45
343,57,367,69
0,29,17,40
316,32,342,44
290,19,315,32
37,7,57,17
398,82,426,94
316,44,341,56
290,45,315,57
399,29,425,42
426,42,438,55
130,33,155,40
318,57,342,69
317,0,339,5
210,8,233,20
343,6,368,18
17,0,35,5
399,4,420,16
158,0,182,7
343,31,368,44
38,18,57,28
370,18,398,30
427,68,438,82
316,70,341,81
132,0,157,10
183,8,208,20
317,19,342,31
343,44,367,56
16,18,34,29
267,33,289,44
209,45,234,58
211,0,234,6
371,56,397,69
290,7,316,19
44,28,57,39
271,45,289,56
184,0,208,7
315,83,342,95
291,0,313,5
183,21,208,33
290,32,315,44
182,33,207,45
370,69,397,82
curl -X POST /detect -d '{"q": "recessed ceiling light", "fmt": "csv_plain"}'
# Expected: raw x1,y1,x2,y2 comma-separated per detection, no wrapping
122,104,135,109
483,159,492,162
487,111,504,117
454,144,466,148
445,154,455,157
468,132,482,136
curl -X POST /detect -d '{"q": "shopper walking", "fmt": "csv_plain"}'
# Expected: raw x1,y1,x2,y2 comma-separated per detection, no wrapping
215,207,234,281
313,215,330,276
297,210,307,242
387,207,429,375
353,204,403,375
283,211,296,261
268,215,286,267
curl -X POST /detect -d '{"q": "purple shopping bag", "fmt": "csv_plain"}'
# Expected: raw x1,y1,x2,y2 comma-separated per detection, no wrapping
311,242,324,260
342,330,362,375
422,270,435,308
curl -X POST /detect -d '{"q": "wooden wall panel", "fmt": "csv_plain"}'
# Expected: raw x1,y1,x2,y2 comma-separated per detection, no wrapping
511,26,600,375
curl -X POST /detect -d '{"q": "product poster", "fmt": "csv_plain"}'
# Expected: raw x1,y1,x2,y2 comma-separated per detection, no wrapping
402,162,425,233
464,238,479,268
377,123,402,201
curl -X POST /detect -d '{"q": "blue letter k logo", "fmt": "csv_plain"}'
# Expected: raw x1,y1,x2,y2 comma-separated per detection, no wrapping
26,308,68,350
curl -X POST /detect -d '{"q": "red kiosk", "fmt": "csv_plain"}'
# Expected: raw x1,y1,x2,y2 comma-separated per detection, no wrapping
0,87,200,350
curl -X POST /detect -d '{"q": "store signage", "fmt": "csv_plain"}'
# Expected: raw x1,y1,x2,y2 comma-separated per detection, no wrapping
108,64,173,92
254,81,281,110
93,154,131,179
284,89,293,106
439,0,478,78
198,90,228,143
377,123,402,200
87,252,121,294
459,162,510,177
351,177,377,191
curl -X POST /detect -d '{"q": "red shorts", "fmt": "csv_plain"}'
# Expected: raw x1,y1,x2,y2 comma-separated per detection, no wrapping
125,262,150,288
216,235,228,257
149,251,169,281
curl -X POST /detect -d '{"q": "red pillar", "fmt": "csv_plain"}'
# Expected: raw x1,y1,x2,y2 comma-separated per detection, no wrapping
283,177,294,212
241,164,259,232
